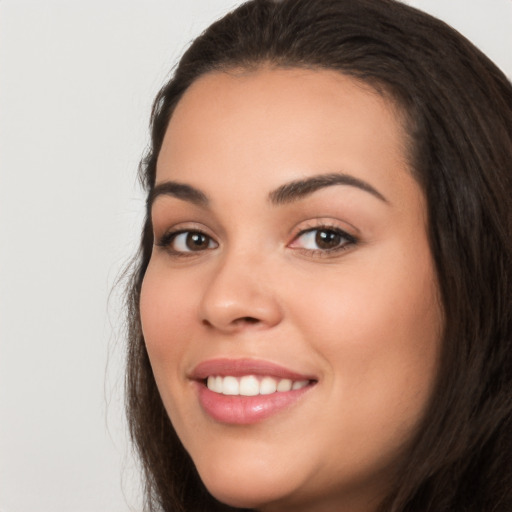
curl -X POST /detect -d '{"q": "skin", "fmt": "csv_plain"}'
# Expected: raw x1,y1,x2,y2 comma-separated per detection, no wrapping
140,68,443,512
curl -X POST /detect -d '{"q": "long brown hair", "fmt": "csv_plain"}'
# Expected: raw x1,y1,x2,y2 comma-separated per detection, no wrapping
125,1,512,510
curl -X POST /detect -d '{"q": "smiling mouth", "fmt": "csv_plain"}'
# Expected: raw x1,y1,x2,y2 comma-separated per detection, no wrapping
197,377,316,424
205,375,311,396
192,359,317,424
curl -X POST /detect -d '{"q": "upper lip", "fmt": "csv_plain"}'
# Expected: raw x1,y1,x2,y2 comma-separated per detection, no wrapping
190,358,317,381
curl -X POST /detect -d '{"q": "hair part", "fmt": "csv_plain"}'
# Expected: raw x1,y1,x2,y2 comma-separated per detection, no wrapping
125,1,512,510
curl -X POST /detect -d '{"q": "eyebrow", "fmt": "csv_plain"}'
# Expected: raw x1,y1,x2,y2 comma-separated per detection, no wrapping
148,181,209,208
268,173,388,205
148,172,388,210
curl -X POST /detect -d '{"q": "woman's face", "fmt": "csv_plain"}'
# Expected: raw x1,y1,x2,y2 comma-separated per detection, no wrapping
140,68,442,512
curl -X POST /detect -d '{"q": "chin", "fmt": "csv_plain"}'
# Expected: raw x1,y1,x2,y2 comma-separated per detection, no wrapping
202,475,283,510
194,456,301,510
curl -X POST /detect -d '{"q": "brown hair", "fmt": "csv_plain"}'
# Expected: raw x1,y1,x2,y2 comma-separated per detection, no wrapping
125,1,512,510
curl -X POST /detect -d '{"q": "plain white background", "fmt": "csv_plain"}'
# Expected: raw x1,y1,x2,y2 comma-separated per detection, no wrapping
0,1,510,511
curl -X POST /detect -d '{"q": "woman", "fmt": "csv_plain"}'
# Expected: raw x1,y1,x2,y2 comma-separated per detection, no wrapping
125,0,512,510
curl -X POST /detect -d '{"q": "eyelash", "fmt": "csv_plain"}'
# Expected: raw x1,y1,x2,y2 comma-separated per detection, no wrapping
155,225,358,257
156,229,218,256
291,225,358,256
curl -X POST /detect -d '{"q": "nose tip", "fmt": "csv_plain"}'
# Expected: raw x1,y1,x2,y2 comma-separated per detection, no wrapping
199,265,283,333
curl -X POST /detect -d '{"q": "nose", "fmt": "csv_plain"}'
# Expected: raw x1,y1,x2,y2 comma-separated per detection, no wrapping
199,252,283,333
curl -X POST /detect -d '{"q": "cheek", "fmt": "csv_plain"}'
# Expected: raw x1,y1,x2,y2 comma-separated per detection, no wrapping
292,263,439,350
287,243,442,416
139,263,195,368
139,262,204,435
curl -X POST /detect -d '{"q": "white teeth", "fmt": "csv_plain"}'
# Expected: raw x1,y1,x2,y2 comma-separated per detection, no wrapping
222,376,239,395
277,378,292,392
292,380,309,390
206,375,310,395
239,375,260,396
206,376,217,392
260,376,277,395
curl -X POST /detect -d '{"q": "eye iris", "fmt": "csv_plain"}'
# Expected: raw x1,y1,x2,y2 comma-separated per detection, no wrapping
186,232,209,251
315,229,342,249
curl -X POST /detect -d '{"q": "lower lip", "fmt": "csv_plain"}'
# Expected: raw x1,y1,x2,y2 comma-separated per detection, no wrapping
196,382,313,425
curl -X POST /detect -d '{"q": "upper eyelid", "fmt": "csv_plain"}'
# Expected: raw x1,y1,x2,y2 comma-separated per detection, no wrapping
155,221,215,237
153,218,360,246
155,225,218,247
295,224,351,235
151,212,223,238
289,218,359,238
291,226,357,243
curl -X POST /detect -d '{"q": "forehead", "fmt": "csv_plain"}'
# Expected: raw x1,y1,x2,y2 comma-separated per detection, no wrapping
156,67,415,204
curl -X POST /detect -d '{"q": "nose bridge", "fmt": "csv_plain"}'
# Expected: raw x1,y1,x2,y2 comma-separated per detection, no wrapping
199,244,282,332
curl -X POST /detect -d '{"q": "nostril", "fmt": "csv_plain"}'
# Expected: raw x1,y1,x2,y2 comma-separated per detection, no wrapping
200,316,260,329
236,316,260,325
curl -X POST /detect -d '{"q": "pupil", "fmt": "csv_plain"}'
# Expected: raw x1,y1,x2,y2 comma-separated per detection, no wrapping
315,230,341,249
187,232,208,250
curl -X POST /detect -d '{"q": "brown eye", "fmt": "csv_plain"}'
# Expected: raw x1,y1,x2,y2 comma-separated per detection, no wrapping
315,229,343,249
184,232,211,251
165,231,217,253
290,226,357,254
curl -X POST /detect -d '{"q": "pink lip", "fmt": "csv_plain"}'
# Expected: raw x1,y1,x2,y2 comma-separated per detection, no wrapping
191,358,315,380
190,358,317,425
